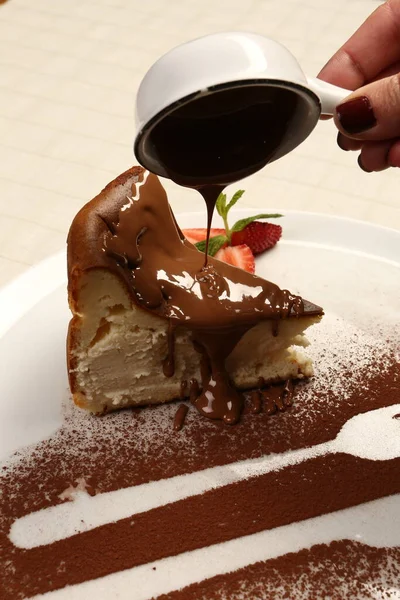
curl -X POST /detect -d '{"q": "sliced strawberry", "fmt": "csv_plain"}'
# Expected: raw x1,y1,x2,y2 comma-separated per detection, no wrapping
182,228,225,244
214,244,255,274
182,191,283,261
231,222,282,255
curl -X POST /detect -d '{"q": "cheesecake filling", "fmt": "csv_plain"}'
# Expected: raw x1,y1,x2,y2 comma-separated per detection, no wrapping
102,170,322,423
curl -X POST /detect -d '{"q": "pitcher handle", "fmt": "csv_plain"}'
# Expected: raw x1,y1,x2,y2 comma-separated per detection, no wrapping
307,77,352,116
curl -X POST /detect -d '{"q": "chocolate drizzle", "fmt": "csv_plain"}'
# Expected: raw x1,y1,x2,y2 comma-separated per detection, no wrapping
192,331,246,424
173,404,189,431
249,390,262,414
189,379,200,403
281,379,295,407
162,321,176,378
263,390,278,416
180,380,188,399
103,170,322,423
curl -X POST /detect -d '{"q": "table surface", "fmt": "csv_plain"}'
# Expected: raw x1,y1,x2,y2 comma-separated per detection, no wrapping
0,0,398,290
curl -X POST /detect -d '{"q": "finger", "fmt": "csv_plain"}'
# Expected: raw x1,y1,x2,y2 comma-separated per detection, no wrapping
372,59,400,82
337,132,363,151
318,0,400,90
387,138,400,167
334,74,400,141
358,140,393,172
320,60,400,123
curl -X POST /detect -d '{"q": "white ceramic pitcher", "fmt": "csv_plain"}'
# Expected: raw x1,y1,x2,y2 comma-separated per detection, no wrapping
134,32,351,177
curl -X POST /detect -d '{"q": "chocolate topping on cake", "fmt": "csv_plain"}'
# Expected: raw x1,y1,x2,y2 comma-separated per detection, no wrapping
68,166,322,423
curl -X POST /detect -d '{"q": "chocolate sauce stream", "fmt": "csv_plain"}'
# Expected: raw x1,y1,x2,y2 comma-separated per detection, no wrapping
144,85,306,265
198,184,225,266
104,172,321,423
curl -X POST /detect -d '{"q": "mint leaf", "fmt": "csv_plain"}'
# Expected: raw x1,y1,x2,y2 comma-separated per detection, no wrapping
226,189,245,212
216,193,227,218
231,213,283,233
195,235,227,256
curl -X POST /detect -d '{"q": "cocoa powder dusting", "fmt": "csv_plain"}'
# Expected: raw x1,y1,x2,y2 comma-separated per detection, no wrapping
1,342,399,598
1,452,399,597
157,542,400,600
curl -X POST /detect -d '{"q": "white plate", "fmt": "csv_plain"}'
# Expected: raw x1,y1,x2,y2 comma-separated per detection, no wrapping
1,210,399,599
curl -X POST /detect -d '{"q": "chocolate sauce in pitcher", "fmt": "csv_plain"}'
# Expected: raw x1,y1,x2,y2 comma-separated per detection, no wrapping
143,84,303,258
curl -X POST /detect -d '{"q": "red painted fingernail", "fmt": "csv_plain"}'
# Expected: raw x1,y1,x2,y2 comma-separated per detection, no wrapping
357,155,372,173
336,96,376,135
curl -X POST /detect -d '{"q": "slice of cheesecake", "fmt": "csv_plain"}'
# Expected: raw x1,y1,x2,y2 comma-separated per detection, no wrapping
67,167,322,422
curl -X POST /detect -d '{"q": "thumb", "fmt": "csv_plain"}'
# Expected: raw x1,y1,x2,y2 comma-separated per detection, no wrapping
334,74,400,141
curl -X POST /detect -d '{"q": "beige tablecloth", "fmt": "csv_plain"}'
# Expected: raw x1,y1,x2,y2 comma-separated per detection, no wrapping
0,0,398,288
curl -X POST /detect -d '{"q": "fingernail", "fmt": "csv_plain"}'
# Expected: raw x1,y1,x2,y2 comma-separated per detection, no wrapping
337,132,349,151
357,155,372,173
336,96,376,135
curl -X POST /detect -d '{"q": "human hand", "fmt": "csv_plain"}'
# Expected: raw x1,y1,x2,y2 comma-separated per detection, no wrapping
318,0,400,172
